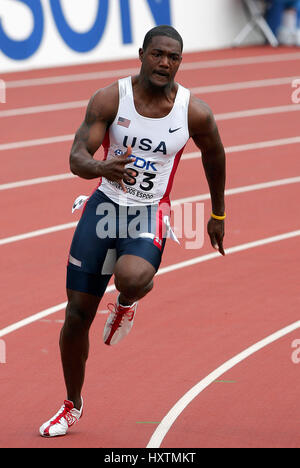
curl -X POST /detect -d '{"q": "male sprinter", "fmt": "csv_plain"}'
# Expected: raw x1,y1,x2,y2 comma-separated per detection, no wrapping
39,25,226,437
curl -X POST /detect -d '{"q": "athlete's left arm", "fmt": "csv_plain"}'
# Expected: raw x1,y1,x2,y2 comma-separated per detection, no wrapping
188,95,226,255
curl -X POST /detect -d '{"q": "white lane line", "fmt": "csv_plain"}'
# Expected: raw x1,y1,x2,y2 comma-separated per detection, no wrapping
1,77,297,118
0,134,74,151
0,222,77,246
171,176,300,206
1,103,300,152
181,52,300,70
182,136,300,162
5,67,140,89
218,135,300,154
158,229,300,275
1,135,300,191
0,173,75,191
192,76,298,94
0,176,299,246
215,103,300,120
5,52,300,89
0,100,88,118
0,301,68,338
0,229,299,339
146,318,300,448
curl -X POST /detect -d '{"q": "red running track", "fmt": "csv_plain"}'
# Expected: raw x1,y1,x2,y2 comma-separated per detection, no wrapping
0,46,300,448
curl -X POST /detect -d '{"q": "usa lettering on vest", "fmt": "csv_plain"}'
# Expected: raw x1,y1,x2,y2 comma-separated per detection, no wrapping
123,136,167,155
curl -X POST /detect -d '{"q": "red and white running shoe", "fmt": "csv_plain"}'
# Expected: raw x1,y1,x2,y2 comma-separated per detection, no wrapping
39,398,83,437
103,298,138,345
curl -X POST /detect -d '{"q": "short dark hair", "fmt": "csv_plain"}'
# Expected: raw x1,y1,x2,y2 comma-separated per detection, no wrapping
142,25,183,52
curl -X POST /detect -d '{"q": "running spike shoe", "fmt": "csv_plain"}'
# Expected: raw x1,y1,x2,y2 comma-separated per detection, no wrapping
103,299,138,345
39,398,83,437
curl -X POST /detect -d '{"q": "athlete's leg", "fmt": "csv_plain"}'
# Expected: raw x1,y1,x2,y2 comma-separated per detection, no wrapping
39,287,103,436
103,201,168,345
114,254,156,306
40,190,117,435
102,254,156,346
113,200,168,306
59,189,116,409
59,288,101,410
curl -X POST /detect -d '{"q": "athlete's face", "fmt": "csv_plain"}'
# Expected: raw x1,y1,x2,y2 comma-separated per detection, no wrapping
139,36,182,88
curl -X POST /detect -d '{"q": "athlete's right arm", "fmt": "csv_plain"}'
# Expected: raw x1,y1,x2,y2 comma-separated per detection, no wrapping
69,84,134,188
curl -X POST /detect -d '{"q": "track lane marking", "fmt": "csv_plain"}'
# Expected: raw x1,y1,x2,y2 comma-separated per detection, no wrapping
191,76,298,94
0,134,74,151
0,229,299,338
1,104,300,152
0,222,77,246
1,176,300,246
147,318,300,448
5,52,300,89
1,76,298,118
1,136,300,191
0,104,300,151
0,173,75,191
215,103,300,120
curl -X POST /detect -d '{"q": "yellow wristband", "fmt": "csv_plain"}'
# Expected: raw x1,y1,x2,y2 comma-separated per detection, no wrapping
211,212,226,220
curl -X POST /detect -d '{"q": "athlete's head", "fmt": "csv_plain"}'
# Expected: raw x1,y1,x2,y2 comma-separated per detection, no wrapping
142,25,183,53
139,26,183,88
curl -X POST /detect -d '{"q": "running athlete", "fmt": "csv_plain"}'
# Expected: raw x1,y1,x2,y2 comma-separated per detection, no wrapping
39,25,226,437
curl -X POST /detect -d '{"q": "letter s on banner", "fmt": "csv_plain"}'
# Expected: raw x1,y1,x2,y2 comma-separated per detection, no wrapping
0,0,44,60
49,0,109,52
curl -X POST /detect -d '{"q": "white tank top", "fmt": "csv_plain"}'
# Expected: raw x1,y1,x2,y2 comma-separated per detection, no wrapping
99,76,190,206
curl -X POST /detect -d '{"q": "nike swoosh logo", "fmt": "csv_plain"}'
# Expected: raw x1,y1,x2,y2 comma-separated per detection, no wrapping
169,127,182,133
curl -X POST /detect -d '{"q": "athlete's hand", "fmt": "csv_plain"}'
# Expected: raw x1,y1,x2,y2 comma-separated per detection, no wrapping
100,146,135,192
207,217,225,256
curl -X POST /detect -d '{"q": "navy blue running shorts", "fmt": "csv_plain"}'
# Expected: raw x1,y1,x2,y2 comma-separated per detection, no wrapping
66,189,168,297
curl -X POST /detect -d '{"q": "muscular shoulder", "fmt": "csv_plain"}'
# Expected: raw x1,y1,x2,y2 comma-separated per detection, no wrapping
188,94,217,138
85,81,119,126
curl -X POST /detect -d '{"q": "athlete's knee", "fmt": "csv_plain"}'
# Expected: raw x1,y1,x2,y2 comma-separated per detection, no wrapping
115,271,153,299
66,303,88,328
114,255,156,300
63,291,99,334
